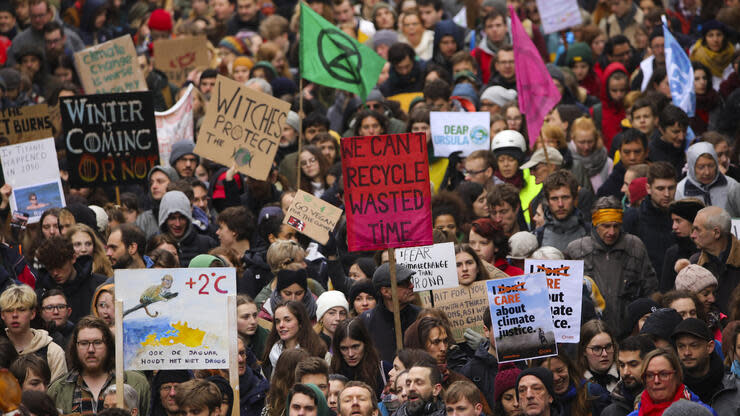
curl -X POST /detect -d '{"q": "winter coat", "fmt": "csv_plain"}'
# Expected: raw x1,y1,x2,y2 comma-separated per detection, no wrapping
4,6,84,67
35,255,107,324
593,62,628,149
556,380,611,416
146,69,180,112
359,301,420,362
239,248,272,298
676,142,739,210
648,136,686,176
622,196,674,278
712,371,740,416
471,36,497,84
598,3,644,47
459,341,499,407
16,328,67,382
691,235,740,314
0,243,36,291
379,59,426,96
683,352,725,405
602,380,640,416
535,207,590,252
432,20,464,73
660,237,698,292
48,370,150,416
626,386,717,416
157,191,217,266
565,230,658,332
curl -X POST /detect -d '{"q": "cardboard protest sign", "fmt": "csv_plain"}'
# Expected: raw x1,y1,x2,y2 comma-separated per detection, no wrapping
283,189,343,244
0,104,53,144
61,91,159,187
74,35,146,94
419,281,488,343
536,0,582,34
116,268,236,370
395,242,458,292
524,259,583,343
196,75,290,181
341,132,433,251
153,36,210,86
156,84,194,167
0,138,65,223
430,112,490,157
732,219,740,240
486,273,557,363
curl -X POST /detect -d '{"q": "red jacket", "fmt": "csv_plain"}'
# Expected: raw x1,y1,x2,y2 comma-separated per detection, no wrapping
592,62,627,150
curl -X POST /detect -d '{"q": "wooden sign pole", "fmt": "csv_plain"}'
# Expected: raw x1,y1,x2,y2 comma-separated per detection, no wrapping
228,295,240,416
387,248,403,352
114,300,124,408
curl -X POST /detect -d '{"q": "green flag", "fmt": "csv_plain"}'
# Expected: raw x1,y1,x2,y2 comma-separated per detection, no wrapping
299,2,385,100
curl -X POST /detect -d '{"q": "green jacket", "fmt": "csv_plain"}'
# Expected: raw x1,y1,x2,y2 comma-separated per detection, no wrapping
48,370,151,416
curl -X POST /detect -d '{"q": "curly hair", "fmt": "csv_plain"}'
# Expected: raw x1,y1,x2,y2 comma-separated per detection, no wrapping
68,316,115,373
37,235,75,270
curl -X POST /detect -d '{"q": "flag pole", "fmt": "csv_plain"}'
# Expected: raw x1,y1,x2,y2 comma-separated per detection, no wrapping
297,77,304,187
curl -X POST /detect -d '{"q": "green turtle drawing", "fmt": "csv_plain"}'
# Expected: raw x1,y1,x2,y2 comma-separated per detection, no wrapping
232,147,253,166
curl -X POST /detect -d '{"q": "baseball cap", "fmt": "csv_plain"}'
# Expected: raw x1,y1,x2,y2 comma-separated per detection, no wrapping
672,318,713,342
520,146,563,170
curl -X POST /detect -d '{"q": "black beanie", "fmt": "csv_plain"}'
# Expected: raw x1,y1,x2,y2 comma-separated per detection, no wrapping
157,370,192,385
516,367,555,399
349,278,377,305
276,269,308,292
355,257,377,280
669,199,705,223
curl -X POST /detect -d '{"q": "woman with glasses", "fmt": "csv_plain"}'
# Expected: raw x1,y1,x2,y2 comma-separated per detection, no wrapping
298,145,331,198
578,319,619,393
330,318,391,398
627,348,715,416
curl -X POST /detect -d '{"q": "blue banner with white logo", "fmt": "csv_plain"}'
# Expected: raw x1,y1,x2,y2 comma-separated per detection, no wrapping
663,22,695,117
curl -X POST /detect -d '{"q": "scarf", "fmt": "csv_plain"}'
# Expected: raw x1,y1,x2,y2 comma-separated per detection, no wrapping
572,146,608,177
731,360,740,378
494,170,524,189
268,286,318,320
684,173,728,206
638,384,687,416
691,40,735,78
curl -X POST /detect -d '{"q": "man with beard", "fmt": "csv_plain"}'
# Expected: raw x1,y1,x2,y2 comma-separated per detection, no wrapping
622,162,677,275
660,199,704,291
602,336,656,416
672,318,725,404
338,381,379,416
396,364,445,416
106,224,149,271
158,191,217,266
47,316,150,414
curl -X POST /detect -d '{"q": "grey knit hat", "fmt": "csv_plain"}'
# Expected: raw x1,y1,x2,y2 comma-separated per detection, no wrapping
663,400,713,416
675,264,718,293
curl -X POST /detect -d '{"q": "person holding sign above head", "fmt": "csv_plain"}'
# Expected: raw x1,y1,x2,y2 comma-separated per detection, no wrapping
330,318,391,399
157,190,217,267
565,196,658,332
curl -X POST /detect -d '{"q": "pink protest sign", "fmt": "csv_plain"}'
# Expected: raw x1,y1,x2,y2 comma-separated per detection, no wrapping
341,133,433,251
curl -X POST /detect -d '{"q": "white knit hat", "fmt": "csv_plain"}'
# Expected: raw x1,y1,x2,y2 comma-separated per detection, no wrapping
675,264,718,293
316,291,349,322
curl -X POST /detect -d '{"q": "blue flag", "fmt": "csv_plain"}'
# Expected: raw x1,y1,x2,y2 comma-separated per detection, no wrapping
663,22,695,117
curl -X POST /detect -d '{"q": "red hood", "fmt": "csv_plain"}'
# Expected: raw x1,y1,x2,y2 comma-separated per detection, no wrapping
601,62,628,105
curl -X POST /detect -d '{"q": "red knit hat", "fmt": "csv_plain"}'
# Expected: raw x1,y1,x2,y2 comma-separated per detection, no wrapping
628,177,648,205
148,9,172,32
494,364,521,402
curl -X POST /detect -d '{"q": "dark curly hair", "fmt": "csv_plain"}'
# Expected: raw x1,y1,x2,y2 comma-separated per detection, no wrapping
37,235,75,270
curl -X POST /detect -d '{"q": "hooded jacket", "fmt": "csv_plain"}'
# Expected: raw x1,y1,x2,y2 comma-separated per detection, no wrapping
379,58,426,96
622,196,674,278
535,206,590,252
592,62,628,149
136,165,180,239
676,142,738,210
78,0,121,45
158,191,217,267
287,384,329,416
15,328,67,382
648,134,686,174
432,20,464,72
35,255,107,324
91,283,114,321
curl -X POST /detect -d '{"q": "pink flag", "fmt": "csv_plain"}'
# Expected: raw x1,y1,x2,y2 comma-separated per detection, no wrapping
510,6,561,146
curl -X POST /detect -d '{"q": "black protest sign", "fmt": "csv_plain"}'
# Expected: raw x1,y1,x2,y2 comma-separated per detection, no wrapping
61,91,159,187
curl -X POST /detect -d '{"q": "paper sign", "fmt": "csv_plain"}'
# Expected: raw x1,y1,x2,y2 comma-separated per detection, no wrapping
156,84,194,167
61,91,159,187
0,104,53,144
341,132,433,251
487,273,557,363
524,259,583,343
419,281,488,343
0,138,65,223
283,189,343,244
430,111,490,157
153,36,210,86
117,267,236,370
74,35,147,94
732,219,740,239
536,0,582,34
395,242,458,292
195,75,290,181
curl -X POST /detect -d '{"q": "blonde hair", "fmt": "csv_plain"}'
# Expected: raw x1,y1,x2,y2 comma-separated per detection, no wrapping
540,123,567,148
571,116,605,150
266,240,306,274
65,223,113,277
0,284,37,310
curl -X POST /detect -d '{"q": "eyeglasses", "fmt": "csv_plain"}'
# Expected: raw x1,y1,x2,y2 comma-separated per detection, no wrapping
463,168,488,176
586,343,614,355
160,383,179,393
77,339,105,349
300,157,318,167
643,371,676,382
41,304,69,312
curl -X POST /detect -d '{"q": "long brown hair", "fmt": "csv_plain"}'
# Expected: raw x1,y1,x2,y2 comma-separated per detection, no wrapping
265,348,311,416
331,318,383,393
578,319,616,374
298,145,330,195
262,300,327,364
535,353,591,416
65,223,113,277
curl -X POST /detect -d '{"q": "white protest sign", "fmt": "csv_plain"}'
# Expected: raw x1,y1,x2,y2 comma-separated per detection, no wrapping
156,84,195,167
524,259,583,343
487,273,557,363
0,138,65,223
536,0,582,34
732,219,740,239
116,268,236,370
395,242,458,292
430,111,490,157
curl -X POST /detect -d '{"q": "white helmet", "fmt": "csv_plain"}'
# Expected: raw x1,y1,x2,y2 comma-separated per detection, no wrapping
491,130,527,153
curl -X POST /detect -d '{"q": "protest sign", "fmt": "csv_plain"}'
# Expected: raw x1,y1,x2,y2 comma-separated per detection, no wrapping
196,75,290,181
156,84,194,167
419,281,488,342
341,132,433,251
61,91,159,187
430,112,490,157
283,189,343,244
733,219,740,239
0,138,65,223
486,273,557,363
524,259,583,343
116,267,236,370
75,35,147,94
395,242,458,292
0,104,53,144
153,36,210,86
536,0,582,34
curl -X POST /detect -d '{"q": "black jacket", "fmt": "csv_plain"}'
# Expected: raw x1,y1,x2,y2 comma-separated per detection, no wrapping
35,255,107,324
597,162,627,199
239,248,272,298
176,225,218,267
359,301,420,362
648,136,686,177
683,352,725,405
602,380,640,416
660,237,697,292
622,196,674,277
459,341,499,407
